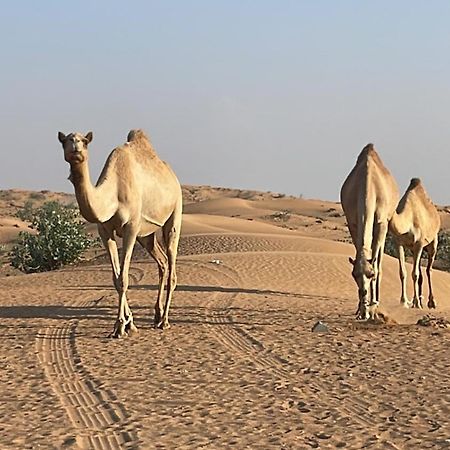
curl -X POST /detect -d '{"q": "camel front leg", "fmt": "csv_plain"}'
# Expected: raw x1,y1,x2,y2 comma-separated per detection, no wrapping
111,227,138,338
411,245,424,309
368,222,388,318
426,240,438,309
397,244,410,307
98,225,120,289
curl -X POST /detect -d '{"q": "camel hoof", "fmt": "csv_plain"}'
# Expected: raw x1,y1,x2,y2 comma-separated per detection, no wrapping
125,321,138,335
356,311,369,321
356,302,373,320
428,300,437,309
400,300,411,308
109,331,127,339
110,320,127,338
157,321,171,330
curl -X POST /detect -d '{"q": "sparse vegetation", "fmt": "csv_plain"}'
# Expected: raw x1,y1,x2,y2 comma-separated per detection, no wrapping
29,191,45,201
0,190,13,201
385,230,450,271
384,232,399,258
10,201,96,273
436,230,450,270
16,200,35,222
271,210,291,222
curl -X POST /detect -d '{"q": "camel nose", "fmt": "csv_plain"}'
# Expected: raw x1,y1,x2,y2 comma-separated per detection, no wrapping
72,141,82,152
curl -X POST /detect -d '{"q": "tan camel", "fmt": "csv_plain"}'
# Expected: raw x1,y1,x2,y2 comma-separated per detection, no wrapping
340,144,399,319
58,129,182,337
389,178,440,309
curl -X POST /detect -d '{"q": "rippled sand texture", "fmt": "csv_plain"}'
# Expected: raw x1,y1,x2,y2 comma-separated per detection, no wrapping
1,190,450,449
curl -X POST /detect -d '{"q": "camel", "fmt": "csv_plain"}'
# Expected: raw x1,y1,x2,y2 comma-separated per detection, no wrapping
389,178,440,309
58,129,182,337
340,143,399,320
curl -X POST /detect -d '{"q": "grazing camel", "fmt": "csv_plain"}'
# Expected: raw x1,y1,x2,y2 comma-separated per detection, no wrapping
389,178,440,309
58,129,182,337
340,144,399,319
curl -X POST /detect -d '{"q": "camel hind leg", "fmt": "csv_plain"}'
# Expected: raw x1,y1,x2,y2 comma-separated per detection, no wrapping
157,200,182,330
425,239,438,309
397,243,410,307
411,244,425,309
137,234,169,326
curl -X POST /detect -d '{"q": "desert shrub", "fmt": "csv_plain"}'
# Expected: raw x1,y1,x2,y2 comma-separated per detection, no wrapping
0,190,13,200
16,200,35,222
384,232,398,257
271,210,291,222
436,231,450,269
385,230,450,269
10,201,95,273
29,191,45,200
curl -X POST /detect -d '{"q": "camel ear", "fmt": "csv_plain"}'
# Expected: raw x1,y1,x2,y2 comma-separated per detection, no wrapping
349,257,355,265
58,132,66,143
85,132,93,144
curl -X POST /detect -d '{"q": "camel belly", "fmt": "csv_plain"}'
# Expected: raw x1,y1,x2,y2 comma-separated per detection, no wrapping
99,209,169,238
137,221,161,237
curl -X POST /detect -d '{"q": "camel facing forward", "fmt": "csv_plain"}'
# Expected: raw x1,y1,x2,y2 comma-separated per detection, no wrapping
389,178,440,309
340,144,399,319
58,129,182,337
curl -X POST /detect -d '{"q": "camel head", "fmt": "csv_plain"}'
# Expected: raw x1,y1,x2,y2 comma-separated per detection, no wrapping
349,256,375,306
58,131,93,165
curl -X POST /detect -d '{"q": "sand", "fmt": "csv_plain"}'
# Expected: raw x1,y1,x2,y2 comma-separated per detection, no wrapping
0,187,449,449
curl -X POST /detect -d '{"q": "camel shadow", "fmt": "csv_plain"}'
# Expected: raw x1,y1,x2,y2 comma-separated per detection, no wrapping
62,283,337,303
0,305,110,320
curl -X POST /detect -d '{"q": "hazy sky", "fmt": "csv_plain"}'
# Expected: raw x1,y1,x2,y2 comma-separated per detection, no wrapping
2,1,450,203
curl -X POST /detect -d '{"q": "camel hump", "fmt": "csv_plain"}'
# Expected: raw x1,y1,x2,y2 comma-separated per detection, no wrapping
409,177,422,189
356,143,377,163
127,129,149,143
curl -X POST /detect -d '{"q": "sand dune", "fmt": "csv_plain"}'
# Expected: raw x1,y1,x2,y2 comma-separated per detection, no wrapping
0,217,33,244
0,187,449,449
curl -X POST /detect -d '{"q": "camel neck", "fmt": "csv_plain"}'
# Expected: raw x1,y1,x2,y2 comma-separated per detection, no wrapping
69,161,108,223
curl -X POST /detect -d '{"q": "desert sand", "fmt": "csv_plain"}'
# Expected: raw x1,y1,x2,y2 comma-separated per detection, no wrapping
0,186,449,449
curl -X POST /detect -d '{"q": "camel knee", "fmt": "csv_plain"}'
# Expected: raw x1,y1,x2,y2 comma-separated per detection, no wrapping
168,270,177,288
159,261,169,280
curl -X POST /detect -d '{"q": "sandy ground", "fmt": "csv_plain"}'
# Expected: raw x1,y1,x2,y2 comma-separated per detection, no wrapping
0,187,450,449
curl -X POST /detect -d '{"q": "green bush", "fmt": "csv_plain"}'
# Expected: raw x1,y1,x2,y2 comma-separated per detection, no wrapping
436,230,450,269
10,201,95,273
16,200,35,222
384,232,395,257
385,230,450,270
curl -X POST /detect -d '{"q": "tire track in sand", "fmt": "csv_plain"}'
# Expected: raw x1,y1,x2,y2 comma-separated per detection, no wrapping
36,290,141,448
196,261,292,379
196,260,385,432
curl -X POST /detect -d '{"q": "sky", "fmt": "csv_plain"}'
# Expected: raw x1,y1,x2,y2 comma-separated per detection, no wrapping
2,1,450,203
